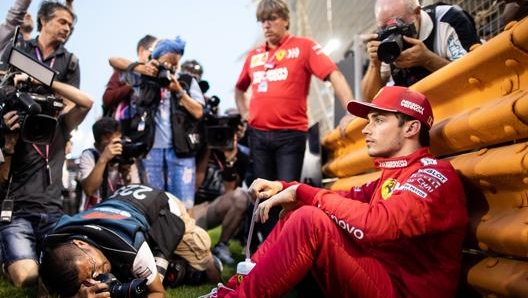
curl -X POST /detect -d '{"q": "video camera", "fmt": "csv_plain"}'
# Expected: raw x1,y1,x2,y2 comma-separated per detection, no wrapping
0,27,64,144
110,137,148,165
376,18,417,64
202,95,242,150
95,272,148,298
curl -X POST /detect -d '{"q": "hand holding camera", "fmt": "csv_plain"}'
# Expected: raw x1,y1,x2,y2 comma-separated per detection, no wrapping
392,35,433,70
109,137,148,165
362,33,383,66
376,18,418,64
0,43,66,144
139,59,176,88
100,136,123,164
2,110,21,132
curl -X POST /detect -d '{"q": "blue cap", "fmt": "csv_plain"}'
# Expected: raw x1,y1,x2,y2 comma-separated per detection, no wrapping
151,36,186,59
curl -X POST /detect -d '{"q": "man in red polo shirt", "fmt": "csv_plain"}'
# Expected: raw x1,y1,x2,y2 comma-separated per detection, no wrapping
235,0,354,244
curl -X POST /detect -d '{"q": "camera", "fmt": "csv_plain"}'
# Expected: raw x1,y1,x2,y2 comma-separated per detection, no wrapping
155,64,174,87
0,45,64,144
110,137,148,165
376,18,417,64
202,95,242,150
141,64,174,88
205,113,242,150
95,272,148,298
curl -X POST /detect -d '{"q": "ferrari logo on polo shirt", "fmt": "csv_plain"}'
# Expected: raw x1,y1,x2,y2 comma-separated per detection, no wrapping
275,49,286,61
381,178,398,200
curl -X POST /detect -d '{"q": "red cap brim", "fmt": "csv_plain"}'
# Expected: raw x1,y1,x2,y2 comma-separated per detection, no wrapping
346,100,398,119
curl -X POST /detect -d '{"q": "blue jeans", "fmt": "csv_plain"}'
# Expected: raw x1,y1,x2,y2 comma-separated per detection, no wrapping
0,211,62,265
248,127,307,243
248,127,307,181
142,148,196,209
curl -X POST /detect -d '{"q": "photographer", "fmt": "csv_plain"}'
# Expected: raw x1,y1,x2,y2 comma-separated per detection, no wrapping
360,0,481,100
78,117,140,211
40,184,222,298
0,72,93,290
102,34,157,118
0,0,34,57
192,109,250,264
108,36,205,210
0,1,79,89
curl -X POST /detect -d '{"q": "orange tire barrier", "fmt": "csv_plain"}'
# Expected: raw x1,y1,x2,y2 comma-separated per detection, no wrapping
322,17,528,297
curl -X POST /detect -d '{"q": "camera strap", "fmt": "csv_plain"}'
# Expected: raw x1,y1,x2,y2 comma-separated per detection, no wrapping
32,144,52,185
1,174,14,223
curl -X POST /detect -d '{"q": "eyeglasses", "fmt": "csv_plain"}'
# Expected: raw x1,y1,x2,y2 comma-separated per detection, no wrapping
258,15,280,23
72,242,98,279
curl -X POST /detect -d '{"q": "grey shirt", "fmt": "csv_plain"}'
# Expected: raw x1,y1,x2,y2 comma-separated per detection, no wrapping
0,0,32,57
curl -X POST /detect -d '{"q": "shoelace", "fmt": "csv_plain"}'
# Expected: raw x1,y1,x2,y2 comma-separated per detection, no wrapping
197,283,220,298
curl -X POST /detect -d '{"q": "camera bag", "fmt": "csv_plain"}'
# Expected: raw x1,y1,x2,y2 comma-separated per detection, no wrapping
124,79,159,152
169,73,202,157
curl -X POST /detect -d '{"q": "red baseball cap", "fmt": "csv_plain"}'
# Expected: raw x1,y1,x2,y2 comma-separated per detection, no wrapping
347,86,434,129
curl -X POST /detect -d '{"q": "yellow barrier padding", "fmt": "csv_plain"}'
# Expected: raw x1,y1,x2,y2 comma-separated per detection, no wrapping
468,257,528,297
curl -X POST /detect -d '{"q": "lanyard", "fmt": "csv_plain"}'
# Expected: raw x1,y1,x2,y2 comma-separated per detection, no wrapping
32,144,53,185
34,48,56,68
212,150,225,171
264,35,292,69
258,35,292,93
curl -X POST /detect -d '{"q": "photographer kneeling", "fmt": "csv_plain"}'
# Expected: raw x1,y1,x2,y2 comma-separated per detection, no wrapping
78,117,141,211
40,184,222,298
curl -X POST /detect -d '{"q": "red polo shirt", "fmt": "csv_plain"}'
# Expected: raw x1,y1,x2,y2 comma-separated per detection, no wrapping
236,34,337,132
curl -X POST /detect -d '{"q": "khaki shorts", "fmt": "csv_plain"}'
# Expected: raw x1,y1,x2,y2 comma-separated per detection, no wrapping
174,224,212,271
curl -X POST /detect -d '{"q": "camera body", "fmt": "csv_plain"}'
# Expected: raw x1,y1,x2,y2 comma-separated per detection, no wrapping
0,75,64,144
376,18,417,64
155,64,174,87
110,137,148,165
204,113,242,150
95,272,148,298
141,64,174,88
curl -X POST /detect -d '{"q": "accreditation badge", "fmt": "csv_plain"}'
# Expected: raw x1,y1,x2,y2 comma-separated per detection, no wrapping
258,80,268,92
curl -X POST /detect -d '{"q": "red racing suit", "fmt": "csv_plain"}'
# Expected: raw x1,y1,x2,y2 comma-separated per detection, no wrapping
227,148,467,298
